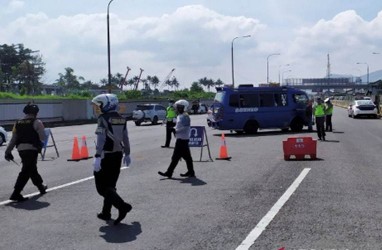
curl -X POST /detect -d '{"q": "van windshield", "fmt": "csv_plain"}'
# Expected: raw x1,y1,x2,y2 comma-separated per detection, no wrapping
214,91,225,103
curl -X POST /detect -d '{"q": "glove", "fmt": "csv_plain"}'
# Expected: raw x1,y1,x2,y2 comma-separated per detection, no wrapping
5,153,14,162
93,157,102,172
123,155,131,167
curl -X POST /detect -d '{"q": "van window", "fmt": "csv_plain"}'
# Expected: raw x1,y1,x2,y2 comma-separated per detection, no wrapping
293,94,308,104
259,93,274,107
274,93,288,107
229,94,239,107
240,94,258,107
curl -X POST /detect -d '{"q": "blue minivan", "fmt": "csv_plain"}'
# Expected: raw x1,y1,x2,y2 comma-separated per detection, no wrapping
210,85,309,134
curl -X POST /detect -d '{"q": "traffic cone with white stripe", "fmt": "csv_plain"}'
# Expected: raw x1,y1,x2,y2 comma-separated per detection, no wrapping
216,133,231,160
80,136,93,160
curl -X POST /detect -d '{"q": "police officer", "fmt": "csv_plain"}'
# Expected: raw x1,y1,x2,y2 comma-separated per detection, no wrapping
91,94,132,225
161,100,177,148
4,103,47,202
158,99,195,178
325,98,333,132
313,97,326,141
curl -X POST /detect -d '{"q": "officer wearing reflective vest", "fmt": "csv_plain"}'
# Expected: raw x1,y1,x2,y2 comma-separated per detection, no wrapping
158,99,195,178
313,97,326,141
4,103,47,202
161,100,177,148
91,94,132,225
324,98,333,132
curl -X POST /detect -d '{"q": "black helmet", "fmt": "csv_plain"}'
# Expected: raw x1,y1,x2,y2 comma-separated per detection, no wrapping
23,104,39,115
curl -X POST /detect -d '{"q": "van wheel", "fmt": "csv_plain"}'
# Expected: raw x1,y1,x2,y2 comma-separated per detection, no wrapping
152,116,158,125
290,118,303,132
235,130,244,134
244,120,258,134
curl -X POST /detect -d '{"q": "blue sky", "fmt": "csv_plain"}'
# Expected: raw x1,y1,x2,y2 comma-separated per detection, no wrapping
1,0,382,88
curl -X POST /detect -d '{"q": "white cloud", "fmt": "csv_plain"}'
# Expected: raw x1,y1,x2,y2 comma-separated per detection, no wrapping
1,4,382,86
6,0,24,13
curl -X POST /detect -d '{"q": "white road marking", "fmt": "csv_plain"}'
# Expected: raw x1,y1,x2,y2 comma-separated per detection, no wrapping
236,168,311,250
0,166,128,206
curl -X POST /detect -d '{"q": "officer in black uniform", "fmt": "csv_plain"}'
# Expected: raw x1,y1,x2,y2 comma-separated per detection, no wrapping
92,94,132,225
4,103,47,202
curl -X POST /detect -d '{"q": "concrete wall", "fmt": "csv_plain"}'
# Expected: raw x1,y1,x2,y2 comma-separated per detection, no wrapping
0,99,214,126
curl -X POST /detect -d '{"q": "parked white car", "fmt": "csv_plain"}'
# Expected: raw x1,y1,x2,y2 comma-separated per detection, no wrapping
347,100,378,118
0,126,8,146
132,104,167,126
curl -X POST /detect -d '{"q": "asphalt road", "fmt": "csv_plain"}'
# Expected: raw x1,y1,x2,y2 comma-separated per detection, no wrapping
0,107,381,250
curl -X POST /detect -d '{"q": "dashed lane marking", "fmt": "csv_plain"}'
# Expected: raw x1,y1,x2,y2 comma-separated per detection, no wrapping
236,168,311,250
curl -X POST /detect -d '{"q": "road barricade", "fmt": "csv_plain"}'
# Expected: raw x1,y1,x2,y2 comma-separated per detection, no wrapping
283,136,317,160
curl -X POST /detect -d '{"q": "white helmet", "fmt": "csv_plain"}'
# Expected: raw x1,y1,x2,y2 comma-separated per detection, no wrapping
92,94,119,113
174,99,189,109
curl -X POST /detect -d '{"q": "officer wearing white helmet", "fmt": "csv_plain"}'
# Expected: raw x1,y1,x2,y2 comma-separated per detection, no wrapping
158,99,195,178
91,93,132,225
4,102,48,202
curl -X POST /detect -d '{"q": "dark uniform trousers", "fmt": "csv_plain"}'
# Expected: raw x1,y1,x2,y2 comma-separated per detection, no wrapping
94,152,126,215
164,121,176,147
14,150,44,192
315,116,326,139
325,115,332,131
167,139,194,175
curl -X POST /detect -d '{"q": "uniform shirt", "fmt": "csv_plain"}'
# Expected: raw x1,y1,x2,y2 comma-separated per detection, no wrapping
5,114,45,154
95,111,130,156
166,106,177,121
175,113,191,140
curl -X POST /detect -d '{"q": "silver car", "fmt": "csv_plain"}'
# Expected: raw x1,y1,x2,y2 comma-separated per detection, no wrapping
0,126,8,146
132,104,167,126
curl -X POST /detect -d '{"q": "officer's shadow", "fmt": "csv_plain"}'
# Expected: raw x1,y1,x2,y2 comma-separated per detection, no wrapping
160,176,207,186
6,195,50,210
99,221,142,243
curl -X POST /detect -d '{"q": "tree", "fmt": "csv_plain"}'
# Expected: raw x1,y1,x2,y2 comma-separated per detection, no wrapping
146,75,160,90
0,43,45,94
190,82,204,92
55,67,83,89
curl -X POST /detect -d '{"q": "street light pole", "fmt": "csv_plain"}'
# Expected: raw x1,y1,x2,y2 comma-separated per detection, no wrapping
278,64,290,85
282,69,291,86
356,62,369,84
107,0,115,94
267,53,280,84
231,35,251,87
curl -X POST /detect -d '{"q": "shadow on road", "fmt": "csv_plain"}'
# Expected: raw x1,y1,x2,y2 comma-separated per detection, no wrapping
285,157,324,161
99,221,142,243
214,130,317,138
6,196,50,210
159,177,207,186
320,139,340,143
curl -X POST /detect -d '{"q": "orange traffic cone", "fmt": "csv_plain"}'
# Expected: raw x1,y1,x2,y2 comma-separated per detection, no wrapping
80,136,93,160
216,133,231,160
67,136,81,161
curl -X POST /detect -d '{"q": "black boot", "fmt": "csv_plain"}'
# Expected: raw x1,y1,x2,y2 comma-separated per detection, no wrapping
38,185,48,195
114,203,132,225
158,171,172,178
9,192,28,202
97,213,112,221
180,172,195,177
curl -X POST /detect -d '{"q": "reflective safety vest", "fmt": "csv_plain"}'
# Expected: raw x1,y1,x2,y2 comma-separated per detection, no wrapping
166,106,176,121
314,104,325,117
325,104,333,115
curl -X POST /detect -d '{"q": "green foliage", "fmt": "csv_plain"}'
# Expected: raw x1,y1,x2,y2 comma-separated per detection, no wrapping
122,90,142,100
